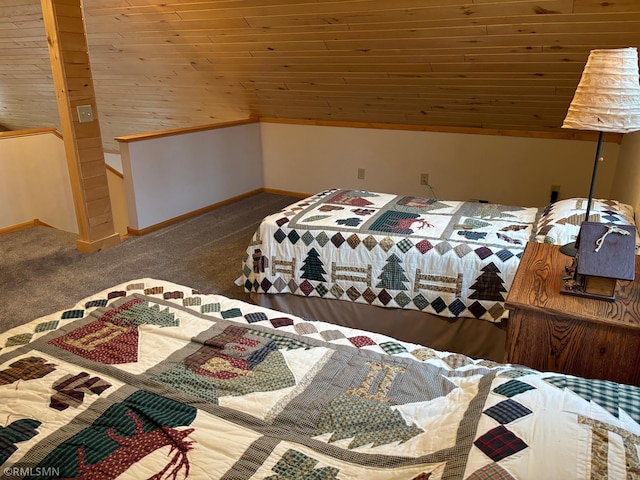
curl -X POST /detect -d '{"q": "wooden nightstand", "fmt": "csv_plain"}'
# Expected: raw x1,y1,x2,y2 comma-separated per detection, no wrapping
505,242,640,386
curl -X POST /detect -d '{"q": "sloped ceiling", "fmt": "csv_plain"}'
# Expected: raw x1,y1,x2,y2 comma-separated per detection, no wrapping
2,0,640,151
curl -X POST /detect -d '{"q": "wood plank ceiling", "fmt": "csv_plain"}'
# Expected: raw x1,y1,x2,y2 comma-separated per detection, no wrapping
2,0,640,150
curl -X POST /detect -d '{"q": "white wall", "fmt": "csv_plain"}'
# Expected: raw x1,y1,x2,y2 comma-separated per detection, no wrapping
104,152,122,174
611,131,640,222
0,132,77,233
120,122,264,230
260,122,620,208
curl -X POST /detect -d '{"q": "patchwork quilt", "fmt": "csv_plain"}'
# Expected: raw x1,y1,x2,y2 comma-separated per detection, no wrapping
241,189,542,322
2,278,640,479
240,190,638,322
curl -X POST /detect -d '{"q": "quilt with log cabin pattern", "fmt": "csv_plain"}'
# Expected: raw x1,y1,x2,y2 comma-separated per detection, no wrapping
2,278,640,479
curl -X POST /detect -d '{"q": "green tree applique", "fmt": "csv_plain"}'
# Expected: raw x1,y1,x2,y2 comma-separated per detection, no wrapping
376,253,409,290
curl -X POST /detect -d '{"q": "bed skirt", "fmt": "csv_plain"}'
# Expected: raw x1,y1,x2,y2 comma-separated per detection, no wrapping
250,293,507,362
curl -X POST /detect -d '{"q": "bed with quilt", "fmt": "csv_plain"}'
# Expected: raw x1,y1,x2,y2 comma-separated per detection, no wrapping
2,277,640,479
239,189,638,361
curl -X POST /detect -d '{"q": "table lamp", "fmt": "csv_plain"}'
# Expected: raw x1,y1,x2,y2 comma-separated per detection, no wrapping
560,47,640,257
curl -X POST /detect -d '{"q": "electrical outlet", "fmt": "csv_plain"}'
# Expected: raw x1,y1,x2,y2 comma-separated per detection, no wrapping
76,105,94,123
357,168,365,179
420,173,429,185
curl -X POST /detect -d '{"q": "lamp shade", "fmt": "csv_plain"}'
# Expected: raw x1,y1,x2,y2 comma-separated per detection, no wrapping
562,47,640,133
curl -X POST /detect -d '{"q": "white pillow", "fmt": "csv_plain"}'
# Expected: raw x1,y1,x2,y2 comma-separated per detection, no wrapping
535,198,638,246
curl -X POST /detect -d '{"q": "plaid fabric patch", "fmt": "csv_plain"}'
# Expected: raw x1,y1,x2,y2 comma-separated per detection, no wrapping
454,244,473,258
107,290,126,299
500,368,536,379
294,323,317,335
298,280,314,296
619,385,640,423
274,228,286,243
431,297,447,314
330,284,344,298
35,321,59,333
347,234,361,249
301,231,315,246
493,379,536,398
61,309,84,319
85,299,108,309
448,299,466,316
378,289,392,305
475,247,493,260
260,278,273,292
379,342,408,355
415,239,433,254
200,303,221,313
362,235,378,250
466,461,515,479
396,238,413,253
496,249,514,262
247,328,311,350
221,308,242,319
362,288,377,304
274,277,287,292
468,301,488,319
545,376,640,422
444,353,473,369
287,230,300,244
321,330,345,342
245,312,268,324
163,291,184,300
126,282,145,290
346,286,361,301
331,233,345,247
348,336,376,348
474,425,528,461
316,283,329,297
394,292,412,307
5,333,33,347
413,294,429,310
144,286,163,295
379,237,395,252
182,297,201,307
484,399,532,424
469,263,506,301
270,317,294,328
315,232,330,247
435,241,453,255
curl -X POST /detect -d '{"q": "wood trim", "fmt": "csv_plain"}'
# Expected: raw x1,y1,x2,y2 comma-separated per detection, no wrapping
105,163,124,179
115,118,260,143
0,220,39,235
262,188,311,199
0,128,62,139
0,219,54,235
126,188,263,236
259,117,624,144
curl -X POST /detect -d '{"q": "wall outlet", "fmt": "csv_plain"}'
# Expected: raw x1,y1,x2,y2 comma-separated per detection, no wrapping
420,173,429,185
76,105,94,123
357,167,365,179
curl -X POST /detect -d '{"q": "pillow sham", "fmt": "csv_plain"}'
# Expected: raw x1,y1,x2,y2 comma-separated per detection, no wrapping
535,197,638,247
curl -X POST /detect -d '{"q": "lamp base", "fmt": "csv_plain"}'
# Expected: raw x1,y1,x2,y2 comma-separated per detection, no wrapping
559,241,578,257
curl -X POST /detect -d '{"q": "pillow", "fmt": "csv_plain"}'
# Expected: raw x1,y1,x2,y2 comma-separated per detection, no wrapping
535,198,638,247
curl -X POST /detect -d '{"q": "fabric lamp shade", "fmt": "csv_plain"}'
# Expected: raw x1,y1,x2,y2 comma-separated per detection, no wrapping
562,47,640,134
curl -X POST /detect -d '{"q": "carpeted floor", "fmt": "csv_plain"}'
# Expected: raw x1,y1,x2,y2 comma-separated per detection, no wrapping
0,192,297,333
